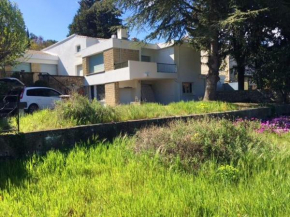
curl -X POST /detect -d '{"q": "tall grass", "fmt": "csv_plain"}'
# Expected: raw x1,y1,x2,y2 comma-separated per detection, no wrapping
0,120,289,216
10,94,239,132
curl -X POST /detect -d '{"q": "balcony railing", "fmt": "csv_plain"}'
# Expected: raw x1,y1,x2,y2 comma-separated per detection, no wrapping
157,63,177,73
114,61,129,70
113,61,177,73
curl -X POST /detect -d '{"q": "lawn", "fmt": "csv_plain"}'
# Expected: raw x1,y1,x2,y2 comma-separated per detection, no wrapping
0,118,289,216
2,94,240,133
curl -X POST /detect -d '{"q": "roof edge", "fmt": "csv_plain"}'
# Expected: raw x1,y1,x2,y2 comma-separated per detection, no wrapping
42,34,77,51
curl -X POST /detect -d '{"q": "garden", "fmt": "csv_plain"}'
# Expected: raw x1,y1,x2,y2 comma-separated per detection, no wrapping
0,116,289,216
0,94,241,133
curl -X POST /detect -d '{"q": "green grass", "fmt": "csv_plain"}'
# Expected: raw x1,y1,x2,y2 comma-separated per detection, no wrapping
6,94,239,133
0,119,289,216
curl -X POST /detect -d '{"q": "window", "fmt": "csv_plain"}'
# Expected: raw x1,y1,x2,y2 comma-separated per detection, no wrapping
27,89,44,96
48,90,61,97
97,85,105,101
89,53,104,73
182,82,193,94
141,55,151,62
76,45,81,53
27,88,60,97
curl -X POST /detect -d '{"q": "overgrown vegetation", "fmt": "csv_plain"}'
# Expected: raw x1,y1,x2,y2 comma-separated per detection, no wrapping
135,119,264,171
0,119,289,216
9,94,239,132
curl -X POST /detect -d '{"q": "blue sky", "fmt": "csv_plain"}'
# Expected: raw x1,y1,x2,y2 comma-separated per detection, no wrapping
12,0,157,42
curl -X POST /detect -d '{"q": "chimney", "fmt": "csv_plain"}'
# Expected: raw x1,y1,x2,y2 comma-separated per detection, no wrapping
117,28,128,40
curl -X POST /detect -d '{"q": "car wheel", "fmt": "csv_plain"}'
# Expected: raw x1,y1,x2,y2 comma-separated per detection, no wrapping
28,104,39,114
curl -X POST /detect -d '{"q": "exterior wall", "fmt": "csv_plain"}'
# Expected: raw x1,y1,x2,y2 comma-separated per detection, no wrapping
141,47,175,64
38,74,85,94
105,82,120,106
44,36,95,76
82,57,89,76
104,49,115,71
119,80,141,103
176,45,205,100
31,63,41,72
104,48,139,72
40,64,58,75
148,80,178,104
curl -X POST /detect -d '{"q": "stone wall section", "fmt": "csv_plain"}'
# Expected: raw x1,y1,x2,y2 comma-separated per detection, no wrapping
82,57,89,76
105,82,120,106
103,48,139,72
31,63,41,72
104,49,115,71
38,74,85,95
1,105,290,159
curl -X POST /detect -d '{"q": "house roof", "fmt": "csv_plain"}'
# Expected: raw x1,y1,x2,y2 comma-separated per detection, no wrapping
26,50,58,56
42,34,108,51
42,34,77,51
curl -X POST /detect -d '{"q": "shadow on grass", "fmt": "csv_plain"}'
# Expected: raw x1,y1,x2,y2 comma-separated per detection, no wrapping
0,117,13,133
0,135,112,190
0,158,30,190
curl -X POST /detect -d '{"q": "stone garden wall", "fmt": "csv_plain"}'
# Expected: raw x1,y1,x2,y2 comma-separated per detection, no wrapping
1,105,290,159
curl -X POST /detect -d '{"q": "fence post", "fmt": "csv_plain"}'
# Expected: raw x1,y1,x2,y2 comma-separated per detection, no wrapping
17,94,20,133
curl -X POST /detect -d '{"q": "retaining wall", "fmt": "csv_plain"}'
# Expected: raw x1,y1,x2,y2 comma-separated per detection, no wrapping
217,90,290,103
1,105,290,159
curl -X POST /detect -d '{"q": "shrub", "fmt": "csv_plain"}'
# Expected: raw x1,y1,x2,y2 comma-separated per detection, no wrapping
135,118,266,171
34,80,49,87
216,165,240,183
55,93,116,125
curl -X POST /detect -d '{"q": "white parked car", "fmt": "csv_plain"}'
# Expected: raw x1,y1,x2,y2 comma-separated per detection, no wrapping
19,87,64,113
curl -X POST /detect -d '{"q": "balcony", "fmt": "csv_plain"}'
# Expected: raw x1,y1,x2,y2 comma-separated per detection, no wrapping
85,60,177,86
115,61,177,73
157,63,177,73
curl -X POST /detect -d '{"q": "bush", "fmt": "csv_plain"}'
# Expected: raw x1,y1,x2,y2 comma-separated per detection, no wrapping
34,80,49,87
135,118,266,171
55,93,116,125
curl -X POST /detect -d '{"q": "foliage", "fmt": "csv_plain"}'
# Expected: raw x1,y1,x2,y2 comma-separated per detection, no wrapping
135,118,264,171
0,127,289,216
258,116,290,134
7,94,239,132
221,0,270,90
118,0,234,100
28,33,57,51
33,80,49,87
216,165,240,183
253,45,290,103
55,93,116,125
68,0,122,38
0,0,29,69
0,118,11,132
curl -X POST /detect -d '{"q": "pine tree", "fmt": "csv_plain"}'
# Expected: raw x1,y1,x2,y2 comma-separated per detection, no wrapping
68,0,122,38
118,0,232,100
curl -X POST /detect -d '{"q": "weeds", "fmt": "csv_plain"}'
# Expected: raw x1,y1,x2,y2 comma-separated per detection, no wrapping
135,119,267,171
0,128,289,216
7,94,239,132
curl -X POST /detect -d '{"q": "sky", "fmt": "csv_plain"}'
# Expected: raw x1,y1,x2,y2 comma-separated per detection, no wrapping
12,0,157,43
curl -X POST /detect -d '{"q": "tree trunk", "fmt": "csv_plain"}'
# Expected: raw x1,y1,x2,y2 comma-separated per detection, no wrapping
203,38,220,101
237,65,245,90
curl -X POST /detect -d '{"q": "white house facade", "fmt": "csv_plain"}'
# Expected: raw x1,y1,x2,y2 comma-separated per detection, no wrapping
9,29,209,106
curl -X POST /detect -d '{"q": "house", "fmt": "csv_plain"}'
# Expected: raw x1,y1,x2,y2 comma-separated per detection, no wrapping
4,29,209,106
